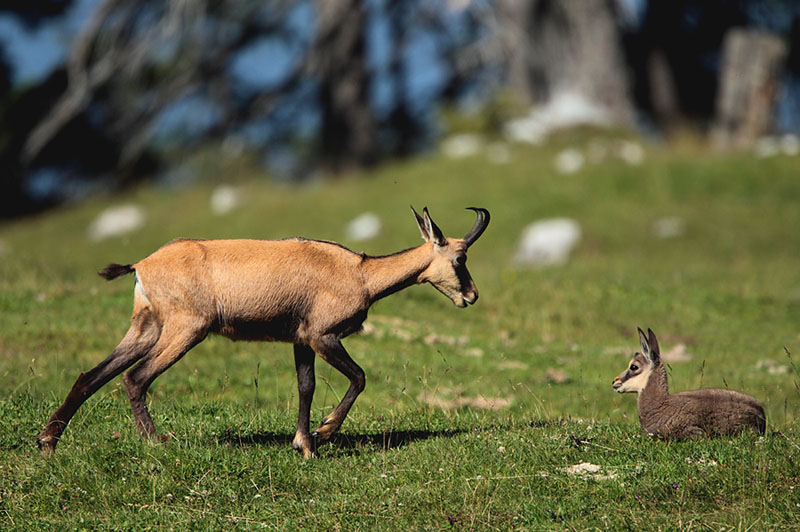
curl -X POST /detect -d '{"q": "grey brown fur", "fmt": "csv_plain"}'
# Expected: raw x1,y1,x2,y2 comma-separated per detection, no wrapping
612,328,766,439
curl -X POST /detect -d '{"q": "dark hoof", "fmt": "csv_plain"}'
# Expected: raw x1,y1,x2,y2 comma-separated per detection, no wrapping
292,434,316,458
37,435,57,457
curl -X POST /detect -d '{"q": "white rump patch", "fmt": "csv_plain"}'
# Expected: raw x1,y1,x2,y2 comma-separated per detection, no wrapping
134,272,152,308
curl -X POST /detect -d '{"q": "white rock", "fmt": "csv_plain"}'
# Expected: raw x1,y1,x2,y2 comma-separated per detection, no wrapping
554,148,584,174
563,462,601,475
755,359,789,375
441,133,483,159
780,134,799,156
504,116,547,145
617,140,645,165
652,217,685,239
514,218,581,266
210,184,243,216
504,91,612,145
345,212,381,241
755,136,780,158
87,204,145,241
545,92,612,128
661,343,693,362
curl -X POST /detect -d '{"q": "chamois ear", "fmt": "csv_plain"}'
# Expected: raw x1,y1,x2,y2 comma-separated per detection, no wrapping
647,328,660,358
411,205,429,241
638,327,659,366
422,207,446,247
638,327,652,363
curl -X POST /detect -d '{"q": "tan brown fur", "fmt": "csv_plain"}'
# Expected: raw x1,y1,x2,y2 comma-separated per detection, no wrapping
612,328,766,439
37,207,489,457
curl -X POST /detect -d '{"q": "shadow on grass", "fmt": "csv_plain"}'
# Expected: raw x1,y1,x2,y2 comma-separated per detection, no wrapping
216,418,568,455
217,428,470,454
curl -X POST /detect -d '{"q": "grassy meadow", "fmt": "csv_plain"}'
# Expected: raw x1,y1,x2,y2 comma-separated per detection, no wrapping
1,136,799,530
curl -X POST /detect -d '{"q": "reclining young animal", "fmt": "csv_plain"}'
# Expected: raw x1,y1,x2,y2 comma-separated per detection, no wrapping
612,327,766,439
37,206,489,457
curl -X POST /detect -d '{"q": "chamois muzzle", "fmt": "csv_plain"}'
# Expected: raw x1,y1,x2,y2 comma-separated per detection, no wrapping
463,207,490,247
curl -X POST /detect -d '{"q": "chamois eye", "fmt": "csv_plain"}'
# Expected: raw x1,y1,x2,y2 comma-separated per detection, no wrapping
455,256,466,266
630,364,639,371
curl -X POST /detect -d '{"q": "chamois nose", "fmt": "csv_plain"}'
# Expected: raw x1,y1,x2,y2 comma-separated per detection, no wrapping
465,289,478,305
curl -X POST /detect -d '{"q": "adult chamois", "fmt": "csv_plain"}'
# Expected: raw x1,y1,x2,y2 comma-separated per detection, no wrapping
38,206,490,457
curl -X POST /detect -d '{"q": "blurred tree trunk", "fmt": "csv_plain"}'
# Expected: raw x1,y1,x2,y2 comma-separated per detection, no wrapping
5,0,488,218
498,0,535,104
642,49,681,132
384,0,420,157
711,28,787,149
497,0,633,122
626,1,749,134
314,0,377,173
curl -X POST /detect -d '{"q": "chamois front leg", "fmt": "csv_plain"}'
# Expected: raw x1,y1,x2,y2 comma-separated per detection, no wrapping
308,336,365,442
292,343,316,458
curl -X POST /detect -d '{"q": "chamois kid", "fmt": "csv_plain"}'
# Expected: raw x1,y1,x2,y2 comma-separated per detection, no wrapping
612,328,765,439
38,206,489,457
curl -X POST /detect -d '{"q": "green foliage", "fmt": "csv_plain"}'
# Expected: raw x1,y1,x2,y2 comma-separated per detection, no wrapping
439,90,529,136
1,139,799,530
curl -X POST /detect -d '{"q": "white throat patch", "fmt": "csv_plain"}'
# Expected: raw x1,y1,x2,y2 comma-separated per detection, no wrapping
617,365,653,393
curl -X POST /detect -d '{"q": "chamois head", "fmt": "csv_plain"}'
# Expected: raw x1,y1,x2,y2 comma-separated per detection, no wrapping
612,327,660,393
411,206,490,308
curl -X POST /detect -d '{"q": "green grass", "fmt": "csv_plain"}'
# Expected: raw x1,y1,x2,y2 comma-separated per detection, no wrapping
2,137,800,530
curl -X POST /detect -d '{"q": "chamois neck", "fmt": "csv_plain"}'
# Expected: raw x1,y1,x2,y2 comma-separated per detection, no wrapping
361,243,433,303
638,364,670,404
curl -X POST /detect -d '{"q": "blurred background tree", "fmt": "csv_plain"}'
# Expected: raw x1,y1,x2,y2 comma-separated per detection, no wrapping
1,0,798,218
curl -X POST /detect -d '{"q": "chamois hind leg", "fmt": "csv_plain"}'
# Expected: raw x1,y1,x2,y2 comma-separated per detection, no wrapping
37,308,160,456
122,315,207,440
309,336,365,442
291,343,317,458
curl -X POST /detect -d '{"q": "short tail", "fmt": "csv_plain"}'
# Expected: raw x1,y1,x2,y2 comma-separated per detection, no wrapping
98,263,134,280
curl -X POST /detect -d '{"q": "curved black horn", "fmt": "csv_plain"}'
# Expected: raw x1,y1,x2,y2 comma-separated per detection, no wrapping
463,207,490,247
